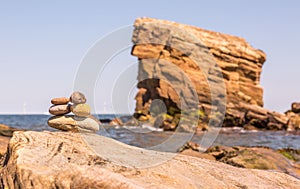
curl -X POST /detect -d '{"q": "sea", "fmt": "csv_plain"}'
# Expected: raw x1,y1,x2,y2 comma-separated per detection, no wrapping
0,114,299,151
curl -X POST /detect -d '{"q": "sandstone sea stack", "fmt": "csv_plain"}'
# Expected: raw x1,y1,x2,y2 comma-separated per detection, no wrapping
131,17,298,131
47,92,100,132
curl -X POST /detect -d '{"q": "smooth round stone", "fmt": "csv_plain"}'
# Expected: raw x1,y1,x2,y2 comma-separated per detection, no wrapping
47,116,78,132
49,105,71,116
86,115,101,125
48,115,99,132
75,116,100,132
51,97,69,105
70,91,86,104
71,104,91,117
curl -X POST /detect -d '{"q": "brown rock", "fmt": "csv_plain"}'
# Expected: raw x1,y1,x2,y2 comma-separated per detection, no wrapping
287,114,300,130
0,124,21,137
267,122,284,130
138,115,150,122
205,146,300,179
131,17,269,130
109,118,123,126
0,135,10,155
48,115,99,132
223,108,245,127
180,149,215,160
47,115,78,132
244,124,259,130
0,124,23,154
48,104,71,116
71,104,91,117
70,91,86,104
245,111,268,128
134,88,147,114
292,102,300,113
51,97,69,105
225,103,289,130
239,103,268,116
1,131,300,189
178,141,203,152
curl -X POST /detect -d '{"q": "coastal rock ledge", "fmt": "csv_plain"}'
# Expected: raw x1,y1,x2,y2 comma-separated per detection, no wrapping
1,131,299,189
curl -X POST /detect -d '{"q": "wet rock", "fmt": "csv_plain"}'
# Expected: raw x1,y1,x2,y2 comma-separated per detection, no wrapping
71,104,91,117
70,91,86,104
49,104,71,116
1,131,300,189
51,97,69,105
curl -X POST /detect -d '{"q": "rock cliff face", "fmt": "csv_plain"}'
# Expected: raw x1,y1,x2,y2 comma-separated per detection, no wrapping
1,131,300,189
131,17,295,131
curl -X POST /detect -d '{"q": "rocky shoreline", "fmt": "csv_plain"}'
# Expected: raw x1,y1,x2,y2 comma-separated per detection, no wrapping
0,17,300,188
179,141,300,179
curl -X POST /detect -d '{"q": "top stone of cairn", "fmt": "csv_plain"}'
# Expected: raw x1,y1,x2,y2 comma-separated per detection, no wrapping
70,91,87,104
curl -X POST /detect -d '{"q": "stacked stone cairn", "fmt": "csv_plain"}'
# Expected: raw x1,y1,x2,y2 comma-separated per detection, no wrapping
47,92,100,132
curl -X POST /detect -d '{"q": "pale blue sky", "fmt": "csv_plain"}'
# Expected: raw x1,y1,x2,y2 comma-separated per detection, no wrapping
0,1,299,114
